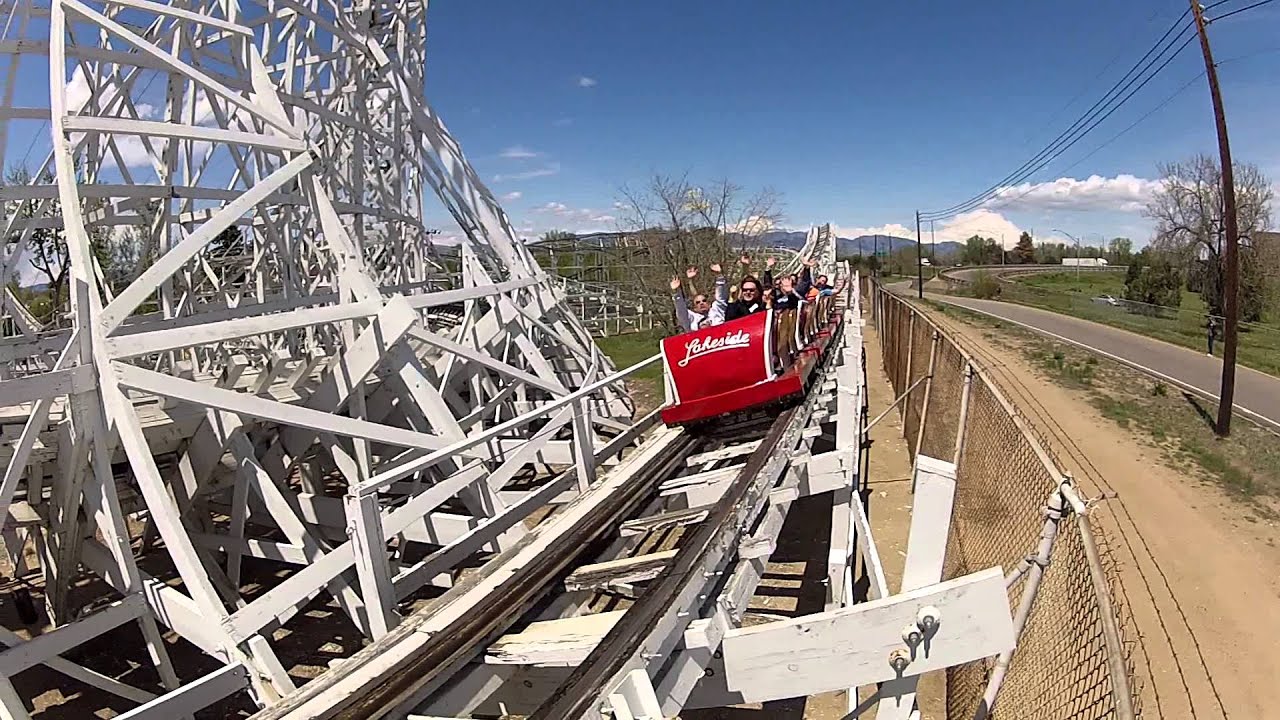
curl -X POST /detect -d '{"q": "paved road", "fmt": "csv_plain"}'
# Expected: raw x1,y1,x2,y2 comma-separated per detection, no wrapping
917,291,1280,428
939,264,1122,284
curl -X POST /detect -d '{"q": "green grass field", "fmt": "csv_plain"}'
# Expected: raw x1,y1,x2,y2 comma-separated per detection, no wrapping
1000,272,1280,376
595,328,666,381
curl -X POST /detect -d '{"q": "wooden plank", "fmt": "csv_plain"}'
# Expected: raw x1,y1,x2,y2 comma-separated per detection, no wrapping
563,550,677,593
114,664,249,719
878,453,960,720
485,611,624,667
618,504,711,538
685,440,760,468
720,568,1012,703
0,595,146,676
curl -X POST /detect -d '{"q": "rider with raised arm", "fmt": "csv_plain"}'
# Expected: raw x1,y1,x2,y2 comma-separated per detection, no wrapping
671,264,729,332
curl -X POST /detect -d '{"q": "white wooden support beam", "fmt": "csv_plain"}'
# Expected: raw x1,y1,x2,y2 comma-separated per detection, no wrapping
720,567,1012,703
345,492,398,639
607,668,664,720
0,594,146,677
0,625,156,704
878,454,958,720
113,664,250,720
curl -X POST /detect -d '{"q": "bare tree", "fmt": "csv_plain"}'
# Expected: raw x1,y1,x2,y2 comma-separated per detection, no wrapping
615,173,784,310
1145,154,1273,320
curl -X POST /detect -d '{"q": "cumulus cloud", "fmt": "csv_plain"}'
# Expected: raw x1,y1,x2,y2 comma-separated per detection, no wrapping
987,174,1158,213
500,191,523,201
577,76,598,88
493,163,560,182
500,145,539,159
522,201,617,236
833,209,1027,249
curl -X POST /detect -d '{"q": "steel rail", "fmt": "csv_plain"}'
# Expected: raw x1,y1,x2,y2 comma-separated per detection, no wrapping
250,415,698,720
531,318,846,719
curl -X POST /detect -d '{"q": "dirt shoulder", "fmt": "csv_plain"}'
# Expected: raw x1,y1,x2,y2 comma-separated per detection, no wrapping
918,299,1280,720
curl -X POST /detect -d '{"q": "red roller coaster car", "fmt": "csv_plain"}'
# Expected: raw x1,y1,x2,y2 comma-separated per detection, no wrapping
659,293,842,427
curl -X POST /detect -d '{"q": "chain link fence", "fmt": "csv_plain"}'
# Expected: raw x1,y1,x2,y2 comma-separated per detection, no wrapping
871,282,1141,720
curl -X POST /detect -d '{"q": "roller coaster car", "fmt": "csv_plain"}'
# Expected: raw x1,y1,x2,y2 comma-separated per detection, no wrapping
660,294,842,427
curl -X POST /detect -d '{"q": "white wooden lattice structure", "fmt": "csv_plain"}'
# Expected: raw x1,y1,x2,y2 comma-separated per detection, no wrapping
0,0,636,715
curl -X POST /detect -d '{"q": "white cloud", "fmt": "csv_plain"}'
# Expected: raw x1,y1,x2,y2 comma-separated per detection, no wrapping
833,209,1027,249
501,191,523,201
934,209,1025,249
520,202,617,237
553,117,573,127
987,174,1158,213
577,76,598,88
493,163,560,182
500,145,539,159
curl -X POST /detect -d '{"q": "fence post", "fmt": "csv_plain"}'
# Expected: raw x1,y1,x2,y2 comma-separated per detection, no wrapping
1077,511,1138,720
952,362,974,466
902,313,916,417
913,331,939,459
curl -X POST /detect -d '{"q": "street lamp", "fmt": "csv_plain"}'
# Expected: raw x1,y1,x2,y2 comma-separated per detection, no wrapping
1052,228,1081,283
970,229,1005,265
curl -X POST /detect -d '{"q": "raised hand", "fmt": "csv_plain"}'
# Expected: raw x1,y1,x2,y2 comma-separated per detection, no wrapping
739,254,751,266
709,262,722,274
670,276,681,291
686,266,698,279
805,258,816,268
766,256,777,269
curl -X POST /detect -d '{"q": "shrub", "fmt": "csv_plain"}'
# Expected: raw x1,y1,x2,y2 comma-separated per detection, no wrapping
971,272,1001,299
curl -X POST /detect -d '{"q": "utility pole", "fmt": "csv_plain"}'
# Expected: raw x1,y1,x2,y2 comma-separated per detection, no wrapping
1191,0,1240,436
915,211,923,299
873,234,878,276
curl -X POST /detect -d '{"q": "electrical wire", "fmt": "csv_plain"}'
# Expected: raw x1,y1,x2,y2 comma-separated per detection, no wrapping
920,8,1195,221
923,0,1273,222
987,70,1203,213
1208,0,1277,23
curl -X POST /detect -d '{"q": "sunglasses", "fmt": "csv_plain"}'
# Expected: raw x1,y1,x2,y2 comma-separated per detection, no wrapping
740,286,758,294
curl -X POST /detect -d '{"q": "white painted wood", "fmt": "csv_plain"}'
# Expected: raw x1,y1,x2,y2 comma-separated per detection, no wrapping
0,595,145,676
685,440,761,467
486,610,624,666
563,550,677,593
720,568,1012,703
0,625,156,704
113,664,249,720
877,454,958,720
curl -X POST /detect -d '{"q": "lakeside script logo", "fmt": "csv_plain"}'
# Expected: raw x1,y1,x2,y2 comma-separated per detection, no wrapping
679,329,752,367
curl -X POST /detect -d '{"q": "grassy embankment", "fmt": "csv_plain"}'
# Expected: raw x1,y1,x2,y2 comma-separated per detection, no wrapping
594,328,668,416
929,300,1280,515
991,271,1280,377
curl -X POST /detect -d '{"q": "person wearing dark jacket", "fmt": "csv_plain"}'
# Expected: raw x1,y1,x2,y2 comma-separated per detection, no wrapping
724,274,768,321
763,259,814,312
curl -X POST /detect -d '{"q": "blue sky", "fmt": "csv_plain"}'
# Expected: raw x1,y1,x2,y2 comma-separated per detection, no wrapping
4,1,1276,257
426,0,1280,249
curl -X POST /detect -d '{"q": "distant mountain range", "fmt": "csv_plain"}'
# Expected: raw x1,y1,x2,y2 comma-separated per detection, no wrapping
759,230,964,258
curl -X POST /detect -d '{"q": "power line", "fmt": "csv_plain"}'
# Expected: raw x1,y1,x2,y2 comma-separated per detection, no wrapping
921,8,1196,220
1209,0,1276,23
986,70,1205,212
922,0,1272,222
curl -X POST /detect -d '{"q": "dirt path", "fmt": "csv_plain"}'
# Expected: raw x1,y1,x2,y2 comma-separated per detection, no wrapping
918,300,1280,720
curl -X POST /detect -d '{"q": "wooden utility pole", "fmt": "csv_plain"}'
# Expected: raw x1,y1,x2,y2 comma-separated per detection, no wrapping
915,211,923,298
1190,0,1240,436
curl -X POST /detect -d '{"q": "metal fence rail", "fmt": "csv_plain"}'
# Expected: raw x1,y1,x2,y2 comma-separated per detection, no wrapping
871,282,1140,720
